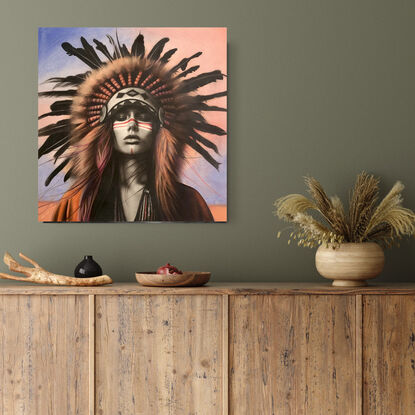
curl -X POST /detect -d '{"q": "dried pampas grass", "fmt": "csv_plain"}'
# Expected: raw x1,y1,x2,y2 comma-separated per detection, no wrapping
274,172,415,248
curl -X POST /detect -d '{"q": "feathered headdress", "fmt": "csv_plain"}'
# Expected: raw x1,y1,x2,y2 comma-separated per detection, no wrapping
38,31,227,220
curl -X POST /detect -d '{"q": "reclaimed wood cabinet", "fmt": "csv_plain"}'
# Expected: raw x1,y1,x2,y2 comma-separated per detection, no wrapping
0,283,414,414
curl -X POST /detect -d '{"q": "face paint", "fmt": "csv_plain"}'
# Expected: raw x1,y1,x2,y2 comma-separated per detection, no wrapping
113,119,153,132
112,107,155,155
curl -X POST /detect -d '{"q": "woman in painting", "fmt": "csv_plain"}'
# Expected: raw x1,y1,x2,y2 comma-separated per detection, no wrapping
38,33,226,222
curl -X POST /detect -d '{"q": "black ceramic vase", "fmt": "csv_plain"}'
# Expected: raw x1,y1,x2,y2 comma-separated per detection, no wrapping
74,255,103,278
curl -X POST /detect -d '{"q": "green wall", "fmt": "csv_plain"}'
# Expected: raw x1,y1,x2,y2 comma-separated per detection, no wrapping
0,0,414,283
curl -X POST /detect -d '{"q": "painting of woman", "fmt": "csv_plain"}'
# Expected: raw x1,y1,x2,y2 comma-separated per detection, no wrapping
38,28,227,222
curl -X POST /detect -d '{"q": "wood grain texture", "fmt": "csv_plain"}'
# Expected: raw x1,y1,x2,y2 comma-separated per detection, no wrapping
0,295,89,415
135,271,210,287
95,295,224,415
363,295,415,414
1,282,415,295
222,295,229,415
0,252,112,286
229,295,356,414
316,242,384,286
89,295,95,415
355,295,363,415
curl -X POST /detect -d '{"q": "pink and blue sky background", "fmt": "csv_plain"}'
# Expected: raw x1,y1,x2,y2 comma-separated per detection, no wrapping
38,27,227,220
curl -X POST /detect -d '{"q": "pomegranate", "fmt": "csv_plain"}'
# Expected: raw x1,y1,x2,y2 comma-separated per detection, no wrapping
156,263,183,275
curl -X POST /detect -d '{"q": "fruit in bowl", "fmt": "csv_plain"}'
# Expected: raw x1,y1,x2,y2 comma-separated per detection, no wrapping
156,263,183,275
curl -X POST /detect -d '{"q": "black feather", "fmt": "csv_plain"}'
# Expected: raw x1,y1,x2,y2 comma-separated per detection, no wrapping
147,38,169,61
39,90,77,98
191,130,219,153
121,44,130,57
115,31,130,58
189,111,206,123
131,34,145,57
193,121,226,136
38,99,72,120
173,111,206,128
38,110,70,120
38,100,73,121
38,133,69,158
168,52,202,75
38,119,71,137
54,142,71,162
194,91,227,102
64,168,73,182
179,70,224,93
185,103,227,112
185,138,220,169
199,104,226,112
80,37,103,67
61,42,101,69
93,39,113,61
50,100,72,112
175,65,199,80
160,48,177,64
106,35,121,59
45,158,70,186
46,73,87,88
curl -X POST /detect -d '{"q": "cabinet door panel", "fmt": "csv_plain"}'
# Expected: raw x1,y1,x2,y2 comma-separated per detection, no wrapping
0,295,90,415
363,295,415,414
229,295,356,415
95,295,224,415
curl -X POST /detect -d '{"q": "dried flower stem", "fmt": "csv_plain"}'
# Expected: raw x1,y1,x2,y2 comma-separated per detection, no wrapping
274,172,415,249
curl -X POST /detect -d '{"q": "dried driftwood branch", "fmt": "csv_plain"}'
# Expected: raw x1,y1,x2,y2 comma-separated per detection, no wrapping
0,252,112,286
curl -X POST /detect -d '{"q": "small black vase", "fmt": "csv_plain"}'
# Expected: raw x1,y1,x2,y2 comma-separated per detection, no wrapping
74,255,103,278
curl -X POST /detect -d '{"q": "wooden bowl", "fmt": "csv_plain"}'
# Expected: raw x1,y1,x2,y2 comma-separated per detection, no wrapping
315,242,384,287
135,272,211,287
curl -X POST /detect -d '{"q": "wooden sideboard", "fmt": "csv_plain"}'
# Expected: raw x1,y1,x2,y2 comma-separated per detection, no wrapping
0,282,414,414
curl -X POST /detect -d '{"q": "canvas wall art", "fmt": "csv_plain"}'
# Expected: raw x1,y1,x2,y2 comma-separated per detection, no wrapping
38,27,227,222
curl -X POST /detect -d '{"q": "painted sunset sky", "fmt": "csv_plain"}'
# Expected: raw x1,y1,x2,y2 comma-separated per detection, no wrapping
38,27,227,209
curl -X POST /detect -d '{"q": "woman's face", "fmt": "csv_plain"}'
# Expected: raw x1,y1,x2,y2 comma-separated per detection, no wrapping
112,105,156,155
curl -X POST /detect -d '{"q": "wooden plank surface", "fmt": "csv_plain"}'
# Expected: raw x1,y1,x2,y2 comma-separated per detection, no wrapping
229,295,356,414
88,295,95,415
363,295,415,414
1,282,415,295
0,295,89,415
95,295,224,415
222,295,229,415
355,295,363,415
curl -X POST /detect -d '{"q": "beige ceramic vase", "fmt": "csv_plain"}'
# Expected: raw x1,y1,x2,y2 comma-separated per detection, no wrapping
315,242,385,287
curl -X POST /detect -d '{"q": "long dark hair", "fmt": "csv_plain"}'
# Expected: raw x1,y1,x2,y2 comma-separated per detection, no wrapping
75,117,182,221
